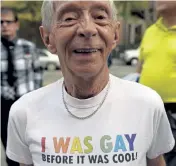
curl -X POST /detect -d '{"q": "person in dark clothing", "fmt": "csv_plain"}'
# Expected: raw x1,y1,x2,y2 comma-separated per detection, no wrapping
1,7,43,166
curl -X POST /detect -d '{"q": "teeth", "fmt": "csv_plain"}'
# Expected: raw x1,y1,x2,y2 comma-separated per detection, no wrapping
75,49,98,53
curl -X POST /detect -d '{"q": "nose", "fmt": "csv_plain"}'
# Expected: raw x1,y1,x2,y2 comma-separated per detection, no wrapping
77,18,97,39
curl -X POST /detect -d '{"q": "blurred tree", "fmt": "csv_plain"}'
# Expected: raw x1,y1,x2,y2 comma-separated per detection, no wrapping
113,1,151,48
1,1,42,21
114,1,149,18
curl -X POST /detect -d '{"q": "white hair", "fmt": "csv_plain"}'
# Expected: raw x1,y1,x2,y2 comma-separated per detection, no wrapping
41,0,118,30
41,1,54,30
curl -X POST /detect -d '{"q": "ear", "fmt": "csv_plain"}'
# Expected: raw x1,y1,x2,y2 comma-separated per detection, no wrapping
112,22,120,50
39,26,57,54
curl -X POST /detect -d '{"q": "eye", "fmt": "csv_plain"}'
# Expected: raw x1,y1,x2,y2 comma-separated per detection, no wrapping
64,17,76,21
64,17,76,22
96,15,106,20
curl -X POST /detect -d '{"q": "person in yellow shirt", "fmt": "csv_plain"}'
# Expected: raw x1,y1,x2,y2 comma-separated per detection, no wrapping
136,1,176,166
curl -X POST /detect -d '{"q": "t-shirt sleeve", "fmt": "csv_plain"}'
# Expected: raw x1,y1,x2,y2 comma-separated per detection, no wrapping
147,97,175,159
138,27,151,62
138,32,146,62
6,99,33,165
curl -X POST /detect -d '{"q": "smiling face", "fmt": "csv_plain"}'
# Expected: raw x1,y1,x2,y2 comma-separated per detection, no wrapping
40,1,119,79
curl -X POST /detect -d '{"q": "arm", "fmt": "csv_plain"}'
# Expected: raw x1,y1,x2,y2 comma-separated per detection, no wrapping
146,95,175,166
136,59,144,74
147,155,166,166
6,100,33,165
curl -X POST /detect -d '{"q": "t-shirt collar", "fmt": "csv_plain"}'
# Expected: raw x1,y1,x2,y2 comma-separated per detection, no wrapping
63,75,111,109
156,17,176,32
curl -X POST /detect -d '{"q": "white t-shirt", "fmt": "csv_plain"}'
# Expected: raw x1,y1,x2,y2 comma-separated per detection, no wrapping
6,74,175,166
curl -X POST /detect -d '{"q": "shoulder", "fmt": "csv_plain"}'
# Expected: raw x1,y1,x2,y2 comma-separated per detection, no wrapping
111,75,164,112
142,21,160,40
145,18,160,34
10,78,63,119
140,19,161,48
145,23,157,34
17,38,36,48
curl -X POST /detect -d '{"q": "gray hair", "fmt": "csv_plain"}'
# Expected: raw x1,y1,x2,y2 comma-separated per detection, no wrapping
41,0,118,30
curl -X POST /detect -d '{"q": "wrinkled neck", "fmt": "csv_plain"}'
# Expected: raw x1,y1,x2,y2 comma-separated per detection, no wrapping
162,12,176,28
64,69,109,99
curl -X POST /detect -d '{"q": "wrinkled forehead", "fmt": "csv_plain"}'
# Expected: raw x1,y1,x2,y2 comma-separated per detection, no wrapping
53,0,112,13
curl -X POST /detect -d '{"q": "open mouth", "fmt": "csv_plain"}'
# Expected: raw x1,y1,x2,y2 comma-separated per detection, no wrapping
73,48,100,54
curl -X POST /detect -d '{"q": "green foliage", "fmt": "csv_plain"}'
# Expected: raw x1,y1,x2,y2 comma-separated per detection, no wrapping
1,1,42,21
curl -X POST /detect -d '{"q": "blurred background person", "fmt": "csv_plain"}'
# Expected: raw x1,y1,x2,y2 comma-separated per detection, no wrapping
136,1,176,166
108,53,113,68
1,7,43,166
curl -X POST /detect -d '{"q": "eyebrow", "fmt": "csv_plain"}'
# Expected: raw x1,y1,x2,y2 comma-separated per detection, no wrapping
91,4,111,15
56,4,81,19
55,2,111,19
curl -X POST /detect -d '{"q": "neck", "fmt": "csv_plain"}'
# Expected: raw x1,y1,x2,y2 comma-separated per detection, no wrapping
3,35,16,42
64,68,109,99
162,11,176,28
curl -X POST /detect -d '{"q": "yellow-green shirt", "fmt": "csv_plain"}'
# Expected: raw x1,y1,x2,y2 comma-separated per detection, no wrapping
139,18,176,103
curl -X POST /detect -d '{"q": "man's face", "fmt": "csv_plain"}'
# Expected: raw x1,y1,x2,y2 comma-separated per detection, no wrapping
1,12,19,40
156,1,176,13
45,1,119,78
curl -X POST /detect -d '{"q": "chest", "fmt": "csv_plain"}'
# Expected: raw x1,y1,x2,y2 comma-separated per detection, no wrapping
26,104,153,166
142,32,176,61
1,45,33,71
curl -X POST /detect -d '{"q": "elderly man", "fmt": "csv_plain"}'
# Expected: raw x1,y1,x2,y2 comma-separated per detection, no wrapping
136,1,176,166
6,1,175,166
